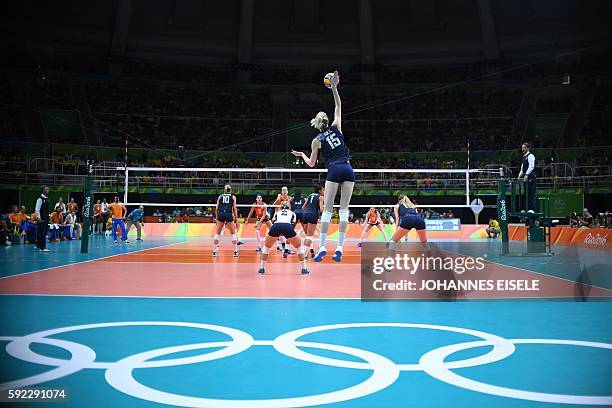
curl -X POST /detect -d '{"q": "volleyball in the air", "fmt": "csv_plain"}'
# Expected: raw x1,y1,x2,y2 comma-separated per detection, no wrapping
323,72,335,88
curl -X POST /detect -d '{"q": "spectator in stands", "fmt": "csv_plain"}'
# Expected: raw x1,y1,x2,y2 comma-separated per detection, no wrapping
63,211,81,240
153,209,162,216
442,209,455,219
579,208,594,228
126,205,145,241
605,211,612,229
34,186,50,252
569,212,581,228
486,218,501,238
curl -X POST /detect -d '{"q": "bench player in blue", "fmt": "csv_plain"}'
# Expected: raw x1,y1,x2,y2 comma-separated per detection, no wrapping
213,184,239,257
301,184,325,259
291,70,354,263
258,202,309,275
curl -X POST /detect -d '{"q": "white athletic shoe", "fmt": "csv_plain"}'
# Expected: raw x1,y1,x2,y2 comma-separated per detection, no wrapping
332,246,343,262
313,246,327,262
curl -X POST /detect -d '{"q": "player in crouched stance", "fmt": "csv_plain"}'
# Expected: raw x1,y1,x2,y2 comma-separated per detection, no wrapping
258,202,309,276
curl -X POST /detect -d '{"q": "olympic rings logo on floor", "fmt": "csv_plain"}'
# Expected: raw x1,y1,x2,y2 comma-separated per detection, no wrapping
1,322,611,407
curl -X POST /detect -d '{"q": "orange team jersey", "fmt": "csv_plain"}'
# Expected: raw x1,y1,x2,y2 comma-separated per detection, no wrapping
94,204,101,216
50,212,61,224
109,203,126,219
8,213,21,224
368,211,380,224
68,203,78,213
254,205,267,219
30,213,38,222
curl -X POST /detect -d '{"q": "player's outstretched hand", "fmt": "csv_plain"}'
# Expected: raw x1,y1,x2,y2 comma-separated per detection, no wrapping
330,70,340,88
291,150,303,157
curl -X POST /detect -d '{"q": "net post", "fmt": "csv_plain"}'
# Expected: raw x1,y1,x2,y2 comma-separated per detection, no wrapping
465,170,470,205
80,161,94,254
123,167,129,204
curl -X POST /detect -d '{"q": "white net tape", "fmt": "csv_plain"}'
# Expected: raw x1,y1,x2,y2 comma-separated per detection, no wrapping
93,166,502,209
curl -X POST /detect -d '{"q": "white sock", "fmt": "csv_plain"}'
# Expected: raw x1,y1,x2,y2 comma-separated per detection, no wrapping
338,232,346,247
319,233,327,247
260,259,265,268
301,260,307,268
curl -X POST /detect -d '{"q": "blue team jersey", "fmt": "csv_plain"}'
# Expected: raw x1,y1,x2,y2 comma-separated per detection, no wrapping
398,204,418,218
303,193,320,216
128,208,144,221
291,197,304,214
315,126,351,167
218,194,234,213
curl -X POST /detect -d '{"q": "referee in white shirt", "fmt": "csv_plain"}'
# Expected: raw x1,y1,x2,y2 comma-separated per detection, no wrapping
517,142,536,212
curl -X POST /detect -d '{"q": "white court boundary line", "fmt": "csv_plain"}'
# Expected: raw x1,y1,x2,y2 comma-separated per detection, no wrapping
0,240,187,281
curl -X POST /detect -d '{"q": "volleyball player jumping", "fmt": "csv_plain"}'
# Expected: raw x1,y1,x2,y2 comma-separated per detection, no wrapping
291,71,354,262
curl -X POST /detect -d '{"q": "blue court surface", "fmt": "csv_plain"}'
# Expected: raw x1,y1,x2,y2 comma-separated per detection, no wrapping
1,238,611,408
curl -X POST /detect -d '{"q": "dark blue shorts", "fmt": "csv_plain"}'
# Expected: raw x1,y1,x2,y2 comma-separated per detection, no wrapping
268,223,297,239
326,162,355,183
301,213,319,225
217,211,234,223
399,215,426,230
294,212,303,223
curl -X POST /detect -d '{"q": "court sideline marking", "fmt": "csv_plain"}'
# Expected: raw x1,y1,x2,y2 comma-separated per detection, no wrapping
0,240,187,281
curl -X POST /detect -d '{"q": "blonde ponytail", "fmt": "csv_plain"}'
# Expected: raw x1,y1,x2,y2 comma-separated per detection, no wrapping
399,195,415,208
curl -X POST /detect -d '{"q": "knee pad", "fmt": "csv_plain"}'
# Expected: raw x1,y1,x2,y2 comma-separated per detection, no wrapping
321,211,332,223
214,234,220,241
338,209,349,223
231,234,237,241
298,246,306,255
262,246,270,254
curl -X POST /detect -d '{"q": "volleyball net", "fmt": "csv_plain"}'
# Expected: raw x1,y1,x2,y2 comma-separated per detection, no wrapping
89,166,503,215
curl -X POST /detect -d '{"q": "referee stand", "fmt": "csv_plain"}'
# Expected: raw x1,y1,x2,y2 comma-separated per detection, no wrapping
498,170,553,257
